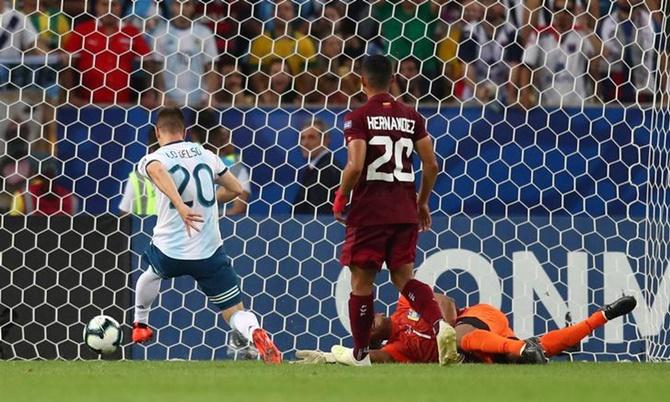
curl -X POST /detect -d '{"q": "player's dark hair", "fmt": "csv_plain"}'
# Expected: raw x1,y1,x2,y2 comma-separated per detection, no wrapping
361,55,393,90
156,107,185,135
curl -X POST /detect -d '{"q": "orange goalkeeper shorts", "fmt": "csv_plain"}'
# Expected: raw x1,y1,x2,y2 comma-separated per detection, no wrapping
456,304,516,339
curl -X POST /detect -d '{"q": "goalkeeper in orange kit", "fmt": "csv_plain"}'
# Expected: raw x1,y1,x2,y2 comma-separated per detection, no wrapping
450,295,635,364
294,294,636,365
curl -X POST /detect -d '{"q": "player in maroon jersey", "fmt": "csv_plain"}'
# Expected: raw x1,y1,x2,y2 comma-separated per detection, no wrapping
331,55,458,366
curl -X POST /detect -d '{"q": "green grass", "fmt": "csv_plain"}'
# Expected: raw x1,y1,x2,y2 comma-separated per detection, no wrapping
0,361,668,402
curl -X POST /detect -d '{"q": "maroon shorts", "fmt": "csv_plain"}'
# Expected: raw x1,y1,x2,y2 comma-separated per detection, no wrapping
340,223,418,271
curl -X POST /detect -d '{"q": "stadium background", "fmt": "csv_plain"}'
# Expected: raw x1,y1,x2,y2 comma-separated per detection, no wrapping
1,0,669,362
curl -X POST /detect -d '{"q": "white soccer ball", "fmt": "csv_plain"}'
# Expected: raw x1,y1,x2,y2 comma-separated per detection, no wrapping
84,315,122,355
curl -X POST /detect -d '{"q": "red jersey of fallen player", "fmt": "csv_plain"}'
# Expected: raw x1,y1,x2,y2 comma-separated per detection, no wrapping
62,20,151,104
342,93,428,226
381,295,438,363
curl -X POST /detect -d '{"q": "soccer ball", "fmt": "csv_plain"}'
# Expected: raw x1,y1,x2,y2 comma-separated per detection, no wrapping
84,315,122,355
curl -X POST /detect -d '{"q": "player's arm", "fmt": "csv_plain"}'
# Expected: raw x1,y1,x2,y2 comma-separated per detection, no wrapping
117,179,134,217
215,170,244,204
333,139,366,222
340,139,366,195
434,293,458,325
145,161,203,235
415,135,438,231
225,191,249,216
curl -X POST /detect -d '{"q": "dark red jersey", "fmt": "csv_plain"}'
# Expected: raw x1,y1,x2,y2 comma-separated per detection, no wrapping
382,295,437,363
343,93,428,226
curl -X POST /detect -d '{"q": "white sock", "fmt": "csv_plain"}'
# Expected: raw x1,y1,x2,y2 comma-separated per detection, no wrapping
229,310,260,341
134,268,162,324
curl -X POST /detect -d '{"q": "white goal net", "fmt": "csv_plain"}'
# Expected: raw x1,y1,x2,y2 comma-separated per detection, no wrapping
0,0,669,361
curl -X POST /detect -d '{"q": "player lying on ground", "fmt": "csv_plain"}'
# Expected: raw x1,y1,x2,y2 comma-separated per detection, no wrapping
332,54,458,366
131,107,281,364
294,293,636,365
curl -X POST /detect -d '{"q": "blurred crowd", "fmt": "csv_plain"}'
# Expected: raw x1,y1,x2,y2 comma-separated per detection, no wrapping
0,0,665,109
0,0,667,215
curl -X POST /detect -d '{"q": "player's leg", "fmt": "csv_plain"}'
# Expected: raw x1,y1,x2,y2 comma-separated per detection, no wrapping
329,265,377,366
456,323,524,358
339,225,386,365
387,225,444,334
132,268,161,342
221,302,281,364
329,266,377,367
455,305,546,364
196,248,281,364
390,262,458,365
387,224,459,364
348,264,377,363
132,246,169,343
221,303,258,339
389,264,445,335
539,296,637,357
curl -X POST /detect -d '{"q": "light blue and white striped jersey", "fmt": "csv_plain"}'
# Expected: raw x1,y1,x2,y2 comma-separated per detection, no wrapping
138,141,227,260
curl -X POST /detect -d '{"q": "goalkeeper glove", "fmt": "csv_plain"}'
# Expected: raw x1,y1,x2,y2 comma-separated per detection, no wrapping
290,349,336,364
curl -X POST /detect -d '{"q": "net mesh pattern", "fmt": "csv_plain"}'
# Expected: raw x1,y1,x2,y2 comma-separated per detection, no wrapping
0,0,668,361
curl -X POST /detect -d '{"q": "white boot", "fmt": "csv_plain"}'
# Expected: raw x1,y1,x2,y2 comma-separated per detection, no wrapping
437,320,460,366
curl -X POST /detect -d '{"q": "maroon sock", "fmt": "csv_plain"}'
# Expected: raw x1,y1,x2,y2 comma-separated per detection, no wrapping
401,279,443,334
348,293,374,360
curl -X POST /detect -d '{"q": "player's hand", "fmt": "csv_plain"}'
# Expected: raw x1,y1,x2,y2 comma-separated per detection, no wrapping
176,204,204,237
290,350,336,365
332,189,349,224
418,203,431,232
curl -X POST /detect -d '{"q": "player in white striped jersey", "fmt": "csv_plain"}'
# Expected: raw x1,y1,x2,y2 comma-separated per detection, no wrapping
131,108,281,364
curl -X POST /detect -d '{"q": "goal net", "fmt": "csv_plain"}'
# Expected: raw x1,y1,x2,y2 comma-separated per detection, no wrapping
0,0,668,361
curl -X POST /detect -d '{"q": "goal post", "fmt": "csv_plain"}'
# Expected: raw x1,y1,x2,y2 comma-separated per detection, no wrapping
0,0,669,361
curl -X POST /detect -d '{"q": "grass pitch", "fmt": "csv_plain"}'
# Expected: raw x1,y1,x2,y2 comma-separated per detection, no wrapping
0,361,668,402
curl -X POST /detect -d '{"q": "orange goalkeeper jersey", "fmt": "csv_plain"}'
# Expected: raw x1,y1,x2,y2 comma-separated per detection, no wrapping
381,296,438,363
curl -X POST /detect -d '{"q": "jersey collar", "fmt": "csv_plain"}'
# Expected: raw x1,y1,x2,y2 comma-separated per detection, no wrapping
163,140,186,147
367,93,395,104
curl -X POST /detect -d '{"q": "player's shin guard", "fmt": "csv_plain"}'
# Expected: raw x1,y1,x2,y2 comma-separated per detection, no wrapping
401,279,444,334
539,311,607,357
460,329,525,356
348,293,374,361
133,269,161,324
